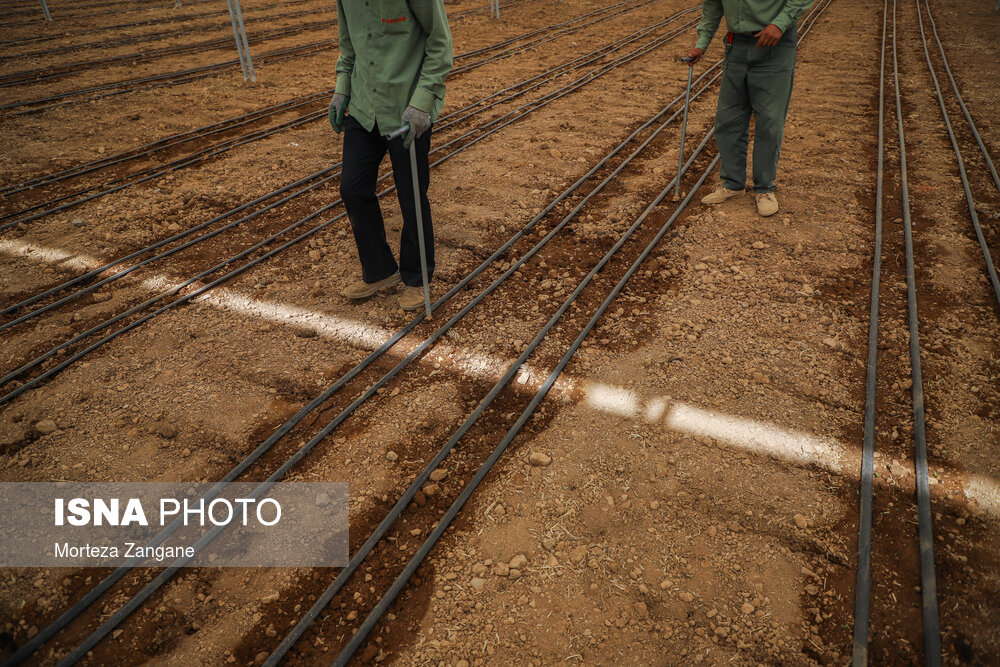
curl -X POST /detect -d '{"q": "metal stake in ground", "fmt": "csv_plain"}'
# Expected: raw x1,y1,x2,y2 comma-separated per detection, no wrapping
676,56,695,198
39,0,52,21
232,0,256,82
226,0,249,80
386,124,433,319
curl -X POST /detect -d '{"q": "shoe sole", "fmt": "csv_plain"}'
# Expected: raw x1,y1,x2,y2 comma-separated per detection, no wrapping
701,191,746,205
342,273,401,299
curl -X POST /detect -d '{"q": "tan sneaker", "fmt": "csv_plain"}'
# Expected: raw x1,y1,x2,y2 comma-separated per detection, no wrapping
756,192,779,217
341,272,400,299
701,186,745,205
399,285,427,311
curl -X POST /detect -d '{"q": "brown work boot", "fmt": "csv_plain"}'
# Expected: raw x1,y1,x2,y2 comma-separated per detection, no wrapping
756,192,779,217
399,285,427,312
700,186,745,205
341,272,400,299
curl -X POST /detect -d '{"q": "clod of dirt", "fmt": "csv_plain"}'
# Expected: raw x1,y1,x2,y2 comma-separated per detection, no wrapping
528,452,552,467
292,326,317,338
633,601,649,619
386,451,398,461
429,468,447,481
470,577,486,593
422,483,439,497
34,419,58,436
509,554,527,570
793,513,809,530
678,591,694,603
660,579,673,590
152,422,178,440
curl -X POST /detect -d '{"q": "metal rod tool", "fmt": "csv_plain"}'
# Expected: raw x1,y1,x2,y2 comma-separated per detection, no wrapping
676,56,695,198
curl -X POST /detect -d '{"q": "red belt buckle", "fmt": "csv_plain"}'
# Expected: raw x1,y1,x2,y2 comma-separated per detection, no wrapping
726,31,734,45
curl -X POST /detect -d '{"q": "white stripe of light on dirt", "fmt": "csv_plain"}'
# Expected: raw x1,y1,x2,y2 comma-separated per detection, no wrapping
4,240,998,517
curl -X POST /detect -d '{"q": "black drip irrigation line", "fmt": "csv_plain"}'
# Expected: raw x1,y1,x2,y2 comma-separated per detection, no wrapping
336,143,718,667
0,6,330,61
0,0,641,201
0,17,340,88
329,3,834,660
279,127,719,667
891,0,941,662
0,0,532,116
0,8,700,408
922,0,1000,196
0,0,525,85
916,0,1000,310
0,0,305,28
0,0,331,48
851,0,887,662
0,89,331,198
0,0,668,223
5,28,721,667
0,7,700,333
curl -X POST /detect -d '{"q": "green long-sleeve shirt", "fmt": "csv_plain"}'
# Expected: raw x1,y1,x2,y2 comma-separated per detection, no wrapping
695,0,812,51
334,0,453,135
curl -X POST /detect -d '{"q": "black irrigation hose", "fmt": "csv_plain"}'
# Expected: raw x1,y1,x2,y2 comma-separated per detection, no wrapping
275,121,719,667
0,0,329,48
0,0,662,222
0,89,330,198
0,0,630,200
0,0,551,116
0,9,697,405
916,0,1000,310
337,138,719,667
0,7,330,61
0,0,522,85
12,28,718,667
891,0,941,661
334,4,834,661
0,0,299,27
922,0,1000,196
851,0,887,662
0,17,340,88
0,8,699,333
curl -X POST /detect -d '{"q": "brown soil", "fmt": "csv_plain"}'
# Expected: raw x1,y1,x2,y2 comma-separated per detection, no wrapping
1,0,998,665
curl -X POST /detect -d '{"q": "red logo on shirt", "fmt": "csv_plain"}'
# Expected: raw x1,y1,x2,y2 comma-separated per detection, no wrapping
382,15,407,23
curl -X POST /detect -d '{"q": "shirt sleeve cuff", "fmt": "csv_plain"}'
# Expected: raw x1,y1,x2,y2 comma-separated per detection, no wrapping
695,36,712,51
408,87,437,114
770,14,792,32
334,77,351,97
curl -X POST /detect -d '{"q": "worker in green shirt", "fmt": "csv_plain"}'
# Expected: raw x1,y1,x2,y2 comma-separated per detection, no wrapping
686,0,811,217
329,0,453,311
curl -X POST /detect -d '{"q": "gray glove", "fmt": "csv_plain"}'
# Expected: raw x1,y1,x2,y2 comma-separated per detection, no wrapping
401,106,431,148
328,93,349,133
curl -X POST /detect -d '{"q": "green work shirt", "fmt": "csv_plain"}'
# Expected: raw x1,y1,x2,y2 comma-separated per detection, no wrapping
695,0,812,50
334,0,453,136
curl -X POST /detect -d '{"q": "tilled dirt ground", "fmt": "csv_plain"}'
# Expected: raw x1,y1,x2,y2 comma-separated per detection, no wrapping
0,0,998,664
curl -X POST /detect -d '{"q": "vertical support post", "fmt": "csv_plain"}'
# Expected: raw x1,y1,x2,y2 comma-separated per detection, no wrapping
408,136,433,320
226,0,250,81
676,59,694,198
39,0,52,21
232,0,257,82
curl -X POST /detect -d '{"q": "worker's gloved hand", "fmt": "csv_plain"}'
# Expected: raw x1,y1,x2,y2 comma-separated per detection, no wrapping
329,93,349,133
401,106,431,148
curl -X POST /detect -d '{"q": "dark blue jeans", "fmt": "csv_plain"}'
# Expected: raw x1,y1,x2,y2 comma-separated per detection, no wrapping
340,116,434,288
714,24,797,194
